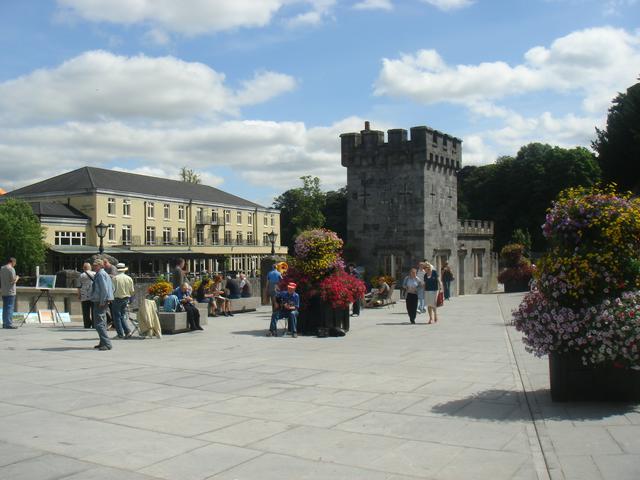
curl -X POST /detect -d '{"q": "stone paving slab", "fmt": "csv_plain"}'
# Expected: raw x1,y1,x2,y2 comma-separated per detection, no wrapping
0,294,637,479
499,293,640,480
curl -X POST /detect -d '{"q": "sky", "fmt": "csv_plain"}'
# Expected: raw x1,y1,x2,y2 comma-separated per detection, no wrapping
0,0,638,207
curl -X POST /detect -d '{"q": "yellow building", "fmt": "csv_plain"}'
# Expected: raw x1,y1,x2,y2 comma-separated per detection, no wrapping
8,166,285,275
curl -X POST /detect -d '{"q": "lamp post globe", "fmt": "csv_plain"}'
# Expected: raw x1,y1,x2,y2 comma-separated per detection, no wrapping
95,221,108,254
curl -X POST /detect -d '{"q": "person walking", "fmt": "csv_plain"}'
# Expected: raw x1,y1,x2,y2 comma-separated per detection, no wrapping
78,262,95,328
441,261,454,300
111,263,135,338
416,262,426,313
402,268,423,324
1,257,19,329
424,263,443,324
90,259,114,350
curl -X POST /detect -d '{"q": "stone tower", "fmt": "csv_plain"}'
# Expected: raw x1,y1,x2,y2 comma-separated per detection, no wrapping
341,122,461,279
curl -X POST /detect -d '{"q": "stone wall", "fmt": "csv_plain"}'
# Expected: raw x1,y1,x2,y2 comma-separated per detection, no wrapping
341,123,461,281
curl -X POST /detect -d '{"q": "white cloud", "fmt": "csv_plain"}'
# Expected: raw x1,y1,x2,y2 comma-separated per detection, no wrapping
0,117,365,199
353,0,394,10
57,0,339,35
419,0,474,11
286,0,336,27
56,0,286,35
0,51,296,124
375,27,640,114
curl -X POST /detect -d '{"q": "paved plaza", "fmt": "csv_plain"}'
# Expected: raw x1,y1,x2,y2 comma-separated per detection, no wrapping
0,293,638,480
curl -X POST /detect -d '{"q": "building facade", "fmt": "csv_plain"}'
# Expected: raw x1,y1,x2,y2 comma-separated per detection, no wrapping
341,122,497,295
8,167,285,275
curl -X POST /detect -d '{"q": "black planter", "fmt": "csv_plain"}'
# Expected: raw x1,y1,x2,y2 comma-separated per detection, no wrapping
298,296,349,335
503,280,529,293
549,352,640,402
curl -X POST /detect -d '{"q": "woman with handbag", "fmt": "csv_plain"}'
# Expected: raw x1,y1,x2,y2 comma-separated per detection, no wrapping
423,263,443,324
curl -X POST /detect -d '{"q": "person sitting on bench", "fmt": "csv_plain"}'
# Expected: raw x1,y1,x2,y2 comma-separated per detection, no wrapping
173,283,203,331
365,280,390,307
267,282,300,338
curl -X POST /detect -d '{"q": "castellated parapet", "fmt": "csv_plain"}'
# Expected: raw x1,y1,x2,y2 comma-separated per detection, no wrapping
340,122,462,172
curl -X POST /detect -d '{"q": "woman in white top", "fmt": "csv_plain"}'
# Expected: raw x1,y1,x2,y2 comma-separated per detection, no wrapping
77,262,95,328
402,268,424,324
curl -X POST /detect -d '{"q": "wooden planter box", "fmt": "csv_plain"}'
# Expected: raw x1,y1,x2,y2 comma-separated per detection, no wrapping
549,352,640,402
298,296,349,335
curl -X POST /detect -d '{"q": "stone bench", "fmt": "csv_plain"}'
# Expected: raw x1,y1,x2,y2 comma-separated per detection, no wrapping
158,311,189,334
229,297,260,313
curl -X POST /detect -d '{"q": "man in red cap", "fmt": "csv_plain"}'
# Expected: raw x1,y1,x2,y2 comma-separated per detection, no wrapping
267,282,300,337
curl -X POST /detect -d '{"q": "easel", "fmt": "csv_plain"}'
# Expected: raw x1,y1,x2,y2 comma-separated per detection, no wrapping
19,289,66,328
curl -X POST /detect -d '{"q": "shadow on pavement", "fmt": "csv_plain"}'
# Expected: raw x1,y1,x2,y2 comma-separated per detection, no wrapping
28,347,94,352
430,388,639,422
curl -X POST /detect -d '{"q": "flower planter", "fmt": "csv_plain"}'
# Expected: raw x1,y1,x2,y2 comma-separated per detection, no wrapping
503,280,529,293
549,352,640,402
298,296,349,335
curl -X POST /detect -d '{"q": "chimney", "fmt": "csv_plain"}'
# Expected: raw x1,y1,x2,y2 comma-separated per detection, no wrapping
364,121,370,131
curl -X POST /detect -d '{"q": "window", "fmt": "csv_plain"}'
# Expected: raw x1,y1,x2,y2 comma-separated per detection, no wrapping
263,233,269,245
54,231,85,246
236,211,242,224
146,202,155,219
224,209,231,223
224,230,232,245
107,197,116,215
163,203,170,220
146,226,156,245
212,210,219,224
473,250,484,278
196,226,204,246
247,212,253,226
177,228,186,245
236,232,243,244
163,227,172,245
121,225,132,245
107,223,116,242
212,228,219,245
178,205,185,221
247,231,254,245
270,214,275,226
122,199,131,217
263,214,269,227
195,207,204,224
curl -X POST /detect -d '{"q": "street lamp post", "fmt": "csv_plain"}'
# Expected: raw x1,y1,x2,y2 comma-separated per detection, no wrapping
95,221,108,255
267,230,277,256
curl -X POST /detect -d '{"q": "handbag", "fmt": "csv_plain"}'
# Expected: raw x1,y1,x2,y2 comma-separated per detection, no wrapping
436,291,444,307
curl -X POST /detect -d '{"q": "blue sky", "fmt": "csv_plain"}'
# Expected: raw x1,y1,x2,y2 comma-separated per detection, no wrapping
0,0,638,206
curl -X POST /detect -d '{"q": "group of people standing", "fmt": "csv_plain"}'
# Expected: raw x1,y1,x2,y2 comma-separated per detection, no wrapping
403,261,454,325
78,258,136,350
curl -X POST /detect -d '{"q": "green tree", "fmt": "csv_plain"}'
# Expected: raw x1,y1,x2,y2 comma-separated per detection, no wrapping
322,187,347,243
179,167,201,184
459,143,601,251
273,176,326,252
593,80,640,193
0,199,46,273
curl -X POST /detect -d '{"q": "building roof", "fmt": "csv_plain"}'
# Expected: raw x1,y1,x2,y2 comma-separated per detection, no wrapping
29,202,89,219
8,166,267,210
